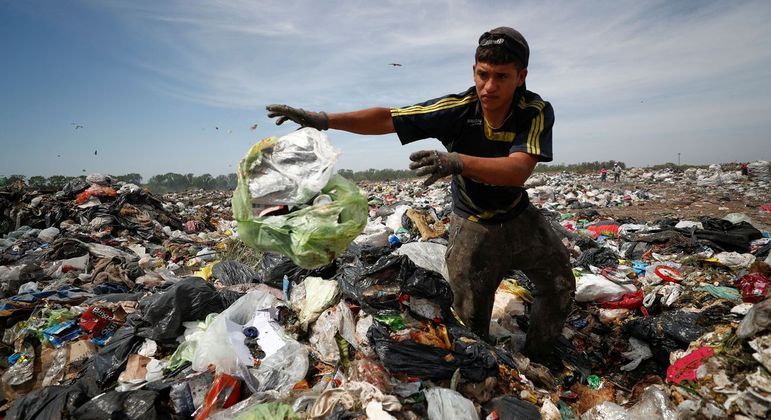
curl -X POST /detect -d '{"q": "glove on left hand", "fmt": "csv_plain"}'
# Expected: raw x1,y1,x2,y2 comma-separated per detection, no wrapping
409,150,464,186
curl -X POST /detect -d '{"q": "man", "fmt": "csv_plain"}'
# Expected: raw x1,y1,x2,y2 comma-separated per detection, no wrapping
266,27,575,364
613,163,622,183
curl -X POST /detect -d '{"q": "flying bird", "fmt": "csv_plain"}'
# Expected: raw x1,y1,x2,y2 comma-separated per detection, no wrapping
250,123,258,130
94,150,98,156
71,123,84,129
388,63,402,67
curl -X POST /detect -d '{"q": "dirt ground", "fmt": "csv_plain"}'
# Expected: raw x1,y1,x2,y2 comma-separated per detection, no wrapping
593,179,771,232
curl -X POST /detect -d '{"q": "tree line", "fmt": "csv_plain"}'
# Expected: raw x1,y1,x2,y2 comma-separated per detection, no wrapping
2,162,720,193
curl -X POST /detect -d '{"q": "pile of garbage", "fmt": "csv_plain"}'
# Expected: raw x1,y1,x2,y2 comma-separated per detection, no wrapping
2,150,771,418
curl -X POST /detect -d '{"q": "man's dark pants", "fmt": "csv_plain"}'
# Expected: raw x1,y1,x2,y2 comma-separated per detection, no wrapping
445,204,575,359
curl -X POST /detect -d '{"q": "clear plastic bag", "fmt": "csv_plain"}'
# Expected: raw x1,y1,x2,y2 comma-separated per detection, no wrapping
192,290,280,374
232,130,366,269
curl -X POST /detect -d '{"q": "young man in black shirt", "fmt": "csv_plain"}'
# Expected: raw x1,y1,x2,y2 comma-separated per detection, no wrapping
266,27,575,365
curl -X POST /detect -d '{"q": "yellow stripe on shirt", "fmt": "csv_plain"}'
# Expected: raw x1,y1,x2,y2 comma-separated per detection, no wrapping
391,94,477,116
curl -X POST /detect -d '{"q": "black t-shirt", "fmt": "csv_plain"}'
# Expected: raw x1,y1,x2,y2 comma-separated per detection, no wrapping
391,86,555,223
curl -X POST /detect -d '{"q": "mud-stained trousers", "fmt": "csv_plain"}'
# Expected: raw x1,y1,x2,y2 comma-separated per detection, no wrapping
445,204,576,360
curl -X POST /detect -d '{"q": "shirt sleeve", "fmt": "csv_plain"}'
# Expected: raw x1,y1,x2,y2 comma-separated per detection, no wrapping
509,101,554,162
390,90,475,146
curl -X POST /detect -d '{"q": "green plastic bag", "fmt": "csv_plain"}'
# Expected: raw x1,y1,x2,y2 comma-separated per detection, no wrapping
233,138,367,269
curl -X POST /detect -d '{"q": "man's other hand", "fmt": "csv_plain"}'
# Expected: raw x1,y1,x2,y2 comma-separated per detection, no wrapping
266,104,329,130
409,150,464,186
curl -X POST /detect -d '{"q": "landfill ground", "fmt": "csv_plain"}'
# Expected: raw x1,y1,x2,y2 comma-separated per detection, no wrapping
1,161,770,419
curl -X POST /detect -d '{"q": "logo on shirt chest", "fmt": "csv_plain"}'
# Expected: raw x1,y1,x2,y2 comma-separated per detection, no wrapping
466,118,483,126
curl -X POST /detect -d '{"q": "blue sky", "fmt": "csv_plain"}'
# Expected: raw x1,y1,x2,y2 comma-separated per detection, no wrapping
1,0,770,179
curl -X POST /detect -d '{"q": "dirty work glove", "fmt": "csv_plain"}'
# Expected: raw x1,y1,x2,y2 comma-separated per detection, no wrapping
409,150,464,187
265,104,329,130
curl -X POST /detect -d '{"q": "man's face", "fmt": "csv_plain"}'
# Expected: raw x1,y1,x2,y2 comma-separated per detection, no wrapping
473,61,527,114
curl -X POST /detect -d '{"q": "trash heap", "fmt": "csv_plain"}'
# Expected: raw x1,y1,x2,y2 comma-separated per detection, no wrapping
1,160,770,419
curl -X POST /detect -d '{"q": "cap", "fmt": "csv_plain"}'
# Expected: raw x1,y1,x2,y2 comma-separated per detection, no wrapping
478,27,529,68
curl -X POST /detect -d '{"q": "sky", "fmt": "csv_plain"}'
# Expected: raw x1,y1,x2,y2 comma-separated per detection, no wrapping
1,0,770,180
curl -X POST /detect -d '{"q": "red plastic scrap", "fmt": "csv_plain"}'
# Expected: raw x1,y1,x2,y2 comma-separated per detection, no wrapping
601,289,644,309
79,306,116,336
195,373,241,420
586,224,619,239
654,266,682,283
760,204,771,213
666,347,714,384
734,273,770,303
75,185,117,204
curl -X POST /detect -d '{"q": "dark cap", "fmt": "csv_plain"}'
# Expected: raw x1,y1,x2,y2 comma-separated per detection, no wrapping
478,27,529,68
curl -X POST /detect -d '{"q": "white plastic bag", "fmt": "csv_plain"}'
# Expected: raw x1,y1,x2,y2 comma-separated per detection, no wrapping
395,242,449,281
192,290,280,374
245,128,339,206
425,388,478,420
575,274,636,303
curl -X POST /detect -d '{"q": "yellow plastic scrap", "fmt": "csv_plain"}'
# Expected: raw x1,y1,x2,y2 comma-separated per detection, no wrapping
499,279,533,303
193,261,219,281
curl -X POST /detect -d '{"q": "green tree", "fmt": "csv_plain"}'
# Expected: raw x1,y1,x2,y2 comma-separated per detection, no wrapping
28,176,46,187
115,173,142,185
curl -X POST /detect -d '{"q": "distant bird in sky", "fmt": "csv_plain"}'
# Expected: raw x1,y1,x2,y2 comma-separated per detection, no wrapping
388,63,402,67
57,154,61,158
250,123,258,130
215,126,219,131
94,150,98,156
71,123,84,129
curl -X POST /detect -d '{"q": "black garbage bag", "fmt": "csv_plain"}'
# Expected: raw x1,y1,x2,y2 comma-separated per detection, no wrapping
694,217,763,252
6,382,90,420
337,254,453,317
575,247,619,269
45,206,69,229
259,252,337,288
483,396,542,420
61,178,89,197
72,389,170,420
80,314,145,391
138,276,228,342
623,310,710,364
367,321,498,382
212,260,260,286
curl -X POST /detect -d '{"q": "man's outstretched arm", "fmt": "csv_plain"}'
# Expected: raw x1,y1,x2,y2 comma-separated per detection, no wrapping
266,104,394,135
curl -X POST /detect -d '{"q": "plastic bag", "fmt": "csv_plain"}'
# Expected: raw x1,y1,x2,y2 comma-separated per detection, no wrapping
737,297,771,339
195,373,242,420
424,388,477,420
234,172,367,269
72,389,165,420
192,289,282,374
483,395,541,420
250,339,309,394
294,276,340,328
395,242,449,280
212,261,261,286
338,255,453,318
138,277,228,342
239,129,339,206
368,321,498,382
234,402,299,420
232,130,367,269
258,252,337,288
575,274,637,303
734,273,769,303
5,382,89,420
